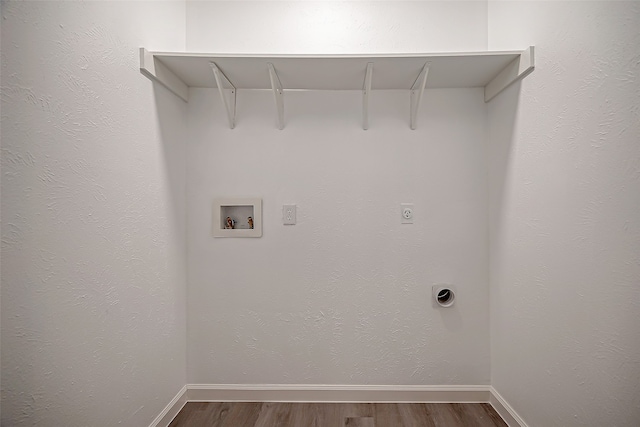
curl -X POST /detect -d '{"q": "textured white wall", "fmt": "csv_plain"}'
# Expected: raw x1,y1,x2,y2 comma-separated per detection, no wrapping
488,1,640,426
13,0,638,424
1,1,187,426
187,89,490,384
185,1,491,386
186,0,488,53
0,5,3,422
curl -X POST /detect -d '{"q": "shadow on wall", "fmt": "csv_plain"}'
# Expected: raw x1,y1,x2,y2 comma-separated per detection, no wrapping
488,81,521,232
438,305,464,333
152,82,187,227
151,83,188,312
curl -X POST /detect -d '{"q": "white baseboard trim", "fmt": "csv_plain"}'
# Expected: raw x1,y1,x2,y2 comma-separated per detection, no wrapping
149,385,188,427
489,387,528,427
151,384,505,426
186,384,490,403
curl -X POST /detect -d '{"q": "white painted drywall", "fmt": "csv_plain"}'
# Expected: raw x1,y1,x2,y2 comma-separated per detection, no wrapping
1,1,187,425
12,0,638,424
488,1,640,426
185,1,491,386
186,1,488,53
187,88,490,385
0,4,3,422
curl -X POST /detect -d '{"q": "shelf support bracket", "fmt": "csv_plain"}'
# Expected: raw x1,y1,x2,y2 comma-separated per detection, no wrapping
139,48,188,102
268,63,285,130
484,46,535,102
209,62,237,129
410,62,430,130
362,62,373,130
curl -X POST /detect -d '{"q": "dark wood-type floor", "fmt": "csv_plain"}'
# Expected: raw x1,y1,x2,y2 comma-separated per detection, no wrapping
169,402,508,427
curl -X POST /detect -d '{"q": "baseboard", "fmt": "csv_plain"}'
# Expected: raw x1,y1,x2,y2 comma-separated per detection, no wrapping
186,384,490,403
489,387,528,427
149,385,188,427
151,384,502,426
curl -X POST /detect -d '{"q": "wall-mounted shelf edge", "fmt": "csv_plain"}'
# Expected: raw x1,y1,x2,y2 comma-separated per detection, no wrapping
139,48,189,102
139,47,535,129
484,46,535,102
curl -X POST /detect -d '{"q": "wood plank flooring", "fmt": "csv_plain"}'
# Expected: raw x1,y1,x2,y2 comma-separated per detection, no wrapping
169,402,508,427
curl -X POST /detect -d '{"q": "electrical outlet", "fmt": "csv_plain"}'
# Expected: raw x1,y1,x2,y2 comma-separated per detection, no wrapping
401,203,414,224
283,204,296,225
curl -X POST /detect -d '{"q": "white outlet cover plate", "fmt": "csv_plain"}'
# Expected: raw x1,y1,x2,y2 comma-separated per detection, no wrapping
283,204,296,225
401,203,414,224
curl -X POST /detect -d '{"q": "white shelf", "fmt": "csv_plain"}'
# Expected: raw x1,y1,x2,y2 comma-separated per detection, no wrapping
140,47,534,129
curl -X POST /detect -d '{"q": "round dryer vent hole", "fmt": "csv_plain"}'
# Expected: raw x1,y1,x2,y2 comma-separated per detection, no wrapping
433,285,456,307
437,289,453,305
